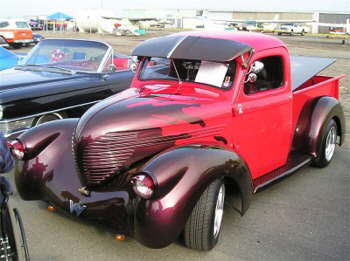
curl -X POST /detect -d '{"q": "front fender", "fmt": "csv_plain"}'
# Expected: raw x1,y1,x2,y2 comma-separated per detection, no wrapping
14,119,78,200
134,145,252,248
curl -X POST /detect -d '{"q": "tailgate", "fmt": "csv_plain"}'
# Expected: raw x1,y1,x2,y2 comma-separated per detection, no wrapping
14,29,32,41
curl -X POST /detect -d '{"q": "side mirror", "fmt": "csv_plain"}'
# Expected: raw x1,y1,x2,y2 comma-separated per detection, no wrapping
107,64,117,73
245,73,258,83
130,56,139,73
249,61,264,74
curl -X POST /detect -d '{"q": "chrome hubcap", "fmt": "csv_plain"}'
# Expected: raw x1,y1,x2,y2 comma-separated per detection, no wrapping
213,184,225,238
325,126,337,161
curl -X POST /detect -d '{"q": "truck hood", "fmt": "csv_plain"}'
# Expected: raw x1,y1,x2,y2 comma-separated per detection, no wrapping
74,87,229,186
75,87,228,140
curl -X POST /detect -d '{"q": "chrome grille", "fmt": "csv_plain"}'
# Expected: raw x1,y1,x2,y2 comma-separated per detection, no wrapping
77,129,188,186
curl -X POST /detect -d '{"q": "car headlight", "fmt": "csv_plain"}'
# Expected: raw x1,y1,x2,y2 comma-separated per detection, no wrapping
0,118,34,136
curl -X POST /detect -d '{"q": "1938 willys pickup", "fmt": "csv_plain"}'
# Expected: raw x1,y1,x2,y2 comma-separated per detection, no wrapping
11,32,345,250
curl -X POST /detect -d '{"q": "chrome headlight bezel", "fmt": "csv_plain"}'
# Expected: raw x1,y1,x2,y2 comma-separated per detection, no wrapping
0,117,35,136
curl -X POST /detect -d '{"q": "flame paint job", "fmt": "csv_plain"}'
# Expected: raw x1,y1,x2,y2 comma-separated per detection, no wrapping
13,31,345,249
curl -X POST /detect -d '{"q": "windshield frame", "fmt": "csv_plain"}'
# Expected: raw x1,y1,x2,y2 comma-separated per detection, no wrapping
20,38,113,73
137,56,237,90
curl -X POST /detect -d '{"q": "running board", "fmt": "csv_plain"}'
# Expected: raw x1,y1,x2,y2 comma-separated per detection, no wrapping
253,154,312,193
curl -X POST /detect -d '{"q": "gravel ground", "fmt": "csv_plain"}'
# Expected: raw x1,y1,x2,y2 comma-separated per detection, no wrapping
9,31,350,261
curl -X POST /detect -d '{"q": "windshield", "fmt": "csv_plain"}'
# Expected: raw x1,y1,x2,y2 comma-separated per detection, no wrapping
20,39,110,72
15,21,29,28
139,57,236,89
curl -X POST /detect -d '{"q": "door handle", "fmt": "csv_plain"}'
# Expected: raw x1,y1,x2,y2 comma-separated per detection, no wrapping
237,104,244,115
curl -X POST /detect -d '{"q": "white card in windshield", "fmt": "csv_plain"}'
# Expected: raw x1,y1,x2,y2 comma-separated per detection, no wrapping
195,62,228,87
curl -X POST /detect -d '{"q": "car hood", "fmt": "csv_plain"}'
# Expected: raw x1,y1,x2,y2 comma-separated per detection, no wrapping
0,68,91,91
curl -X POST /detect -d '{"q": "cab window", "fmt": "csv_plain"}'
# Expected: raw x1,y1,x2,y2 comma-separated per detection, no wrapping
244,56,284,95
0,21,9,28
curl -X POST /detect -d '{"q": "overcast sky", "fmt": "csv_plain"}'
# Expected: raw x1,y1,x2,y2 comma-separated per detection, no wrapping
1,0,349,18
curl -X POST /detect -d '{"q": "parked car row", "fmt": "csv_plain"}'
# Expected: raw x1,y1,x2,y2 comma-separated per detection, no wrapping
0,38,134,139
1,32,346,252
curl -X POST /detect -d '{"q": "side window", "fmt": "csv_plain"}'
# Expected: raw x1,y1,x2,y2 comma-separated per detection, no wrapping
102,54,114,73
244,56,284,95
0,21,9,28
15,22,29,28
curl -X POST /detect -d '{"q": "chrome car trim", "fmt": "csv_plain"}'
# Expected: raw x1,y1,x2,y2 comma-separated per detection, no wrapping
97,46,113,73
0,100,100,124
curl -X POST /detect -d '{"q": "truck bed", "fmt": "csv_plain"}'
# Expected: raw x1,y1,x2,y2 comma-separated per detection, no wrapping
292,71,344,134
291,56,336,91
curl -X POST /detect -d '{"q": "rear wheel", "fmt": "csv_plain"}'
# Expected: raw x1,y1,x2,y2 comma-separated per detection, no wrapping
184,179,225,251
312,119,338,167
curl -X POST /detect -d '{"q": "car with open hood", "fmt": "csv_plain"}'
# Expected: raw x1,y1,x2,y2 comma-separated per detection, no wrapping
0,38,133,138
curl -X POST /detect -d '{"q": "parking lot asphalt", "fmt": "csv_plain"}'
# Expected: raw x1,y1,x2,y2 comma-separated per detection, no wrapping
8,32,350,260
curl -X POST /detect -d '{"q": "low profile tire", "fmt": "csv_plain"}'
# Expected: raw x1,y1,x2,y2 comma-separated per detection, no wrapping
312,119,338,168
184,179,225,251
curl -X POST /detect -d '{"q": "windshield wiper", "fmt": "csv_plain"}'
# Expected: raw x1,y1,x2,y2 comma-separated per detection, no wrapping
15,64,73,74
15,64,41,69
45,66,74,74
171,59,183,94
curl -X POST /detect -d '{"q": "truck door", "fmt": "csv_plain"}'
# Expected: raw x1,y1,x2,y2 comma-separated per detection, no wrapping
233,52,293,179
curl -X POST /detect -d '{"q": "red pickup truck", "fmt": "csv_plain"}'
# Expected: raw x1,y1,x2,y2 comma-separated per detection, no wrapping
11,32,345,251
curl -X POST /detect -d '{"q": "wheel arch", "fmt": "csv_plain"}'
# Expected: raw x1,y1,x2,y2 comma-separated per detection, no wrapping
307,96,345,157
133,145,253,248
292,96,345,157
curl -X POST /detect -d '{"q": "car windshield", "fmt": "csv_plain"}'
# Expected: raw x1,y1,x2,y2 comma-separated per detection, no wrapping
15,22,29,28
19,39,110,73
139,57,236,89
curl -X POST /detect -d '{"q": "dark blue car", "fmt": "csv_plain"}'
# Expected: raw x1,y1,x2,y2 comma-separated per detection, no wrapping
0,47,18,70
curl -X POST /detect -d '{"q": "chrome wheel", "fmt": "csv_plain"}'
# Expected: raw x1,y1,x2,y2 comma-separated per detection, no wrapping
213,184,225,238
325,126,337,161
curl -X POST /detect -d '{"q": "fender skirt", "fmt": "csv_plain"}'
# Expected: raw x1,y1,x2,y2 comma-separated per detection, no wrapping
134,145,252,248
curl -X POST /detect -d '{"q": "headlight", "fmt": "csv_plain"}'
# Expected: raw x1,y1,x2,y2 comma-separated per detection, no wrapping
0,118,34,136
9,139,25,160
131,174,155,199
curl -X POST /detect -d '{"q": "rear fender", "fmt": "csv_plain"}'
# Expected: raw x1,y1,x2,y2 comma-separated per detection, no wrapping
14,119,78,200
307,97,345,157
134,145,252,248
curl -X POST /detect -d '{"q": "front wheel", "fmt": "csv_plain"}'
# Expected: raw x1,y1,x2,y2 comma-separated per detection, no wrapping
184,179,225,251
312,119,338,167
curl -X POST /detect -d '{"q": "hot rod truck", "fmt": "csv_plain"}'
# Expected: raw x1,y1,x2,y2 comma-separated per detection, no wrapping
10,32,345,251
